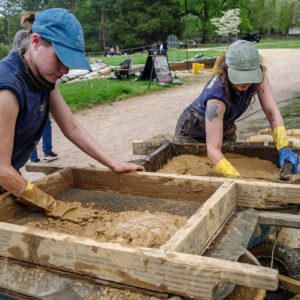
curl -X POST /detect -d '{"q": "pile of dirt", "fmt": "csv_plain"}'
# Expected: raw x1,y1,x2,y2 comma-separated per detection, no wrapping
157,153,280,179
24,207,187,248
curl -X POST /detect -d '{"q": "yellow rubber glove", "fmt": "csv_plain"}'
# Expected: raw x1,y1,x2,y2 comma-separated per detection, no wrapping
272,126,289,150
17,182,98,223
214,158,240,177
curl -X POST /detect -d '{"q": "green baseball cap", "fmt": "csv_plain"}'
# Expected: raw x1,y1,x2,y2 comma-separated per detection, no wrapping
225,40,262,84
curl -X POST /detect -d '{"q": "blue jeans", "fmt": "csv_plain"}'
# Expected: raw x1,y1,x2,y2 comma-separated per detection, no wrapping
30,115,52,161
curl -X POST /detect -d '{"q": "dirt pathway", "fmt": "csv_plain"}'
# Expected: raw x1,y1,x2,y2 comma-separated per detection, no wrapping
22,49,300,181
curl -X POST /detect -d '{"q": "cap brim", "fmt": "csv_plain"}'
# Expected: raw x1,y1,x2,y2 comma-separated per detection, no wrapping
53,42,92,71
228,67,263,84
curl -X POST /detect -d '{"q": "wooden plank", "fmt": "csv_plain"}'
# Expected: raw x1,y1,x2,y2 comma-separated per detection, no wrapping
132,134,174,155
34,168,74,197
0,223,278,299
141,141,175,172
132,140,163,155
0,257,169,299
258,212,300,228
166,182,236,255
72,168,223,202
0,168,74,222
236,181,300,208
0,194,28,223
25,162,64,175
279,274,300,294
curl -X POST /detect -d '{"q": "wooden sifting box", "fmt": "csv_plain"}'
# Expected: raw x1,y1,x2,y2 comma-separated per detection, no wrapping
139,141,280,173
2,165,300,299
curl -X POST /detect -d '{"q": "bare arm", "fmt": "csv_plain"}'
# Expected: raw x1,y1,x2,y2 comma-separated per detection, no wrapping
49,84,142,171
258,75,284,129
205,99,226,165
0,90,28,196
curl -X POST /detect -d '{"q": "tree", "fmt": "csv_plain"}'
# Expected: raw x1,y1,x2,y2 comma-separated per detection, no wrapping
0,0,23,46
292,0,300,26
181,14,203,40
74,0,119,52
43,0,74,12
262,0,278,34
278,1,295,33
211,8,241,38
238,7,253,34
20,0,48,11
179,0,253,43
181,0,218,43
112,0,184,49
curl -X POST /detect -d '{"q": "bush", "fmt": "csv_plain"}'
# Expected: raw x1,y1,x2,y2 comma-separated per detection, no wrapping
0,43,9,60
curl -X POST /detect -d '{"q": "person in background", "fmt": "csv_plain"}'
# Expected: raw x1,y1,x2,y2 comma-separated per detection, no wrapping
12,29,28,50
12,29,58,163
30,114,58,162
159,43,163,53
174,40,299,177
0,8,143,221
116,45,120,55
110,46,115,56
104,47,108,57
163,41,168,54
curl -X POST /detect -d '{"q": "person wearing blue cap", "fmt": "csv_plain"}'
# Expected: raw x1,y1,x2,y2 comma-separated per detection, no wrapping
12,29,59,163
175,40,299,177
0,8,143,221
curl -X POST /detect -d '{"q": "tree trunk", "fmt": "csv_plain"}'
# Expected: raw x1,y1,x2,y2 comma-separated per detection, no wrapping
201,0,209,43
100,5,106,50
71,0,76,14
7,14,10,47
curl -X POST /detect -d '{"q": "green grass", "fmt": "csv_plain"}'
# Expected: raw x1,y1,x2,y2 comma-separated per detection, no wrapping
59,77,174,111
257,38,300,49
244,98,300,135
280,98,300,128
245,119,269,133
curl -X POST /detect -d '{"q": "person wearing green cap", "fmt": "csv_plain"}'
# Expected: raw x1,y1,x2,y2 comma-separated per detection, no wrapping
0,8,143,222
175,40,298,177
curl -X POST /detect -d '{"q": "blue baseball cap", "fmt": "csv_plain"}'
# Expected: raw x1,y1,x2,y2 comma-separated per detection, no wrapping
31,8,92,71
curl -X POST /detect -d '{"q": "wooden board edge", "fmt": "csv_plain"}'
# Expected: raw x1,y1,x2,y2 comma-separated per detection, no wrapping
0,222,278,298
132,140,166,156
25,162,65,175
72,168,224,202
34,167,74,197
279,274,300,294
258,212,300,229
166,181,236,254
0,168,74,222
0,256,170,299
236,181,300,208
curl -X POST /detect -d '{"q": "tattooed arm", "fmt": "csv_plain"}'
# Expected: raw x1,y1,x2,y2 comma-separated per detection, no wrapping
205,99,226,165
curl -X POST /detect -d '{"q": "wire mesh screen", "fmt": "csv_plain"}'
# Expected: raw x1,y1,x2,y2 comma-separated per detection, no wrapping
11,188,203,225
56,188,202,216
